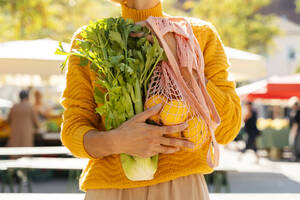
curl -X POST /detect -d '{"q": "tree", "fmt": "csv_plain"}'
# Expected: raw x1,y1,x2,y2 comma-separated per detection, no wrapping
191,0,279,54
0,0,56,41
0,0,119,42
0,0,280,53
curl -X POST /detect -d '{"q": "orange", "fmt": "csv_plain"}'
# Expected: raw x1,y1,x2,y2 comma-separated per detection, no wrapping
160,100,188,125
183,117,203,147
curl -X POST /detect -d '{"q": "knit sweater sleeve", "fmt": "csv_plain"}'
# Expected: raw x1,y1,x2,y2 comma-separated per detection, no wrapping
60,29,101,159
193,22,242,144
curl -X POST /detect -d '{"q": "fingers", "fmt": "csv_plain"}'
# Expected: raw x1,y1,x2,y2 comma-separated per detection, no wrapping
137,146,179,158
160,123,188,134
157,146,180,154
131,104,162,122
160,137,194,149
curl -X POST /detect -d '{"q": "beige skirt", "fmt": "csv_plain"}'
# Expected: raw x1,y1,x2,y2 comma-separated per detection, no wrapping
85,174,210,200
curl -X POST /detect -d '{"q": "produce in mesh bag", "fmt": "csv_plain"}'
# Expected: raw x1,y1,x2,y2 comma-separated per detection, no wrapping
144,16,221,167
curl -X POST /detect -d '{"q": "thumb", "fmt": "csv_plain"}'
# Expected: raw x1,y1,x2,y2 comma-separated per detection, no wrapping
132,104,162,122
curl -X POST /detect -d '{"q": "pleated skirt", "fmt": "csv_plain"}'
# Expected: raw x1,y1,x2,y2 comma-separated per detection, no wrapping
85,174,210,200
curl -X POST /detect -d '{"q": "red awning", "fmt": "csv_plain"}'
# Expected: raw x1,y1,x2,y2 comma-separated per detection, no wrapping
237,74,300,100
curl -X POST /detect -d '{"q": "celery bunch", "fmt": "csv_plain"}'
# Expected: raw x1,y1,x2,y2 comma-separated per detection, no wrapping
56,17,164,181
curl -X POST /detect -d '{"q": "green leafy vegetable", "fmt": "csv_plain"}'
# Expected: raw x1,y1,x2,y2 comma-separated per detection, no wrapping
56,17,165,181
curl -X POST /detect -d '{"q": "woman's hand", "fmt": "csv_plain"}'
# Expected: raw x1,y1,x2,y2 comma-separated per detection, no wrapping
111,104,194,158
83,104,193,159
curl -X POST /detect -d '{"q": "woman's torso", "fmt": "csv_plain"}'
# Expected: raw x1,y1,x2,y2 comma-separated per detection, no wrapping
77,19,219,190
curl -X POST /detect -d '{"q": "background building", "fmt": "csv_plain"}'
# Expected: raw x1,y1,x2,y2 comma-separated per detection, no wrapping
261,0,300,76
266,18,300,76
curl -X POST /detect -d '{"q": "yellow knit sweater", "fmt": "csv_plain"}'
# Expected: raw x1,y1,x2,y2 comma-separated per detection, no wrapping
60,2,241,191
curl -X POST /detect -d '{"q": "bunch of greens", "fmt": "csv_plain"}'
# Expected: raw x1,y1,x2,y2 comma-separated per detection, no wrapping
56,17,165,181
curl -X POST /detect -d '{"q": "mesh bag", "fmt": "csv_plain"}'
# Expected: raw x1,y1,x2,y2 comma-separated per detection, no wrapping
144,16,221,168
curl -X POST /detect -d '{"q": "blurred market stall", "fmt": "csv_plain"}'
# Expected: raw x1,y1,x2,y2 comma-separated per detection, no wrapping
236,74,300,160
0,39,68,103
0,39,68,145
237,74,300,100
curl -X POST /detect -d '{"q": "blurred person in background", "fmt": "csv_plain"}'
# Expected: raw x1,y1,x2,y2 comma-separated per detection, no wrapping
241,102,260,161
33,90,62,133
7,90,39,149
288,97,300,161
33,90,52,121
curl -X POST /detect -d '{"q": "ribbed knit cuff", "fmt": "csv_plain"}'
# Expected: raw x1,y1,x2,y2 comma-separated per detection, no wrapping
121,2,163,22
71,126,99,159
206,80,228,114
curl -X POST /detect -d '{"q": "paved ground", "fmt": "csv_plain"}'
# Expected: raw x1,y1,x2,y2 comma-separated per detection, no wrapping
1,143,300,193
220,143,300,193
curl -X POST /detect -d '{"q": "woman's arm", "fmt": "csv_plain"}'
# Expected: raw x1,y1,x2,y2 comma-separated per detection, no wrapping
193,22,242,144
60,30,102,159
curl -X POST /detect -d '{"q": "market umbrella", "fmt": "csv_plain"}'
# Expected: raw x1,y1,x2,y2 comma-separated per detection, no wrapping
0,39,70,76
224,47,267,82
236,74,300,100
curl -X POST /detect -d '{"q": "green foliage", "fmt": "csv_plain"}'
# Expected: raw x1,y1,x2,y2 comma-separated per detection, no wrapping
0,0,119,42
190,0,279,54
1,0,279,54
0,0,282,53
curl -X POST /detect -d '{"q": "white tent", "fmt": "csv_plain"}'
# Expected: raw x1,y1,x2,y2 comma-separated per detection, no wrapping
0,39,70,77
225,47,266,82
0,39,266,82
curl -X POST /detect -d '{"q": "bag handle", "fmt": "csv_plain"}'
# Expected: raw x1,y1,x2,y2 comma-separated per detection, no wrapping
146,16,220,168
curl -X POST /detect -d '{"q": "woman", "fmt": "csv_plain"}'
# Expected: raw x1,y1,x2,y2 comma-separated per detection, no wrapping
60,0,242,199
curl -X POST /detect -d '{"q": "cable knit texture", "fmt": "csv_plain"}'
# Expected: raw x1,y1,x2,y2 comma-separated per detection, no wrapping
60,2,241,191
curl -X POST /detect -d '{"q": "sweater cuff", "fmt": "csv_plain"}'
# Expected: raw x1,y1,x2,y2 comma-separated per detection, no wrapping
206,80,228,114
71,126,98,159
